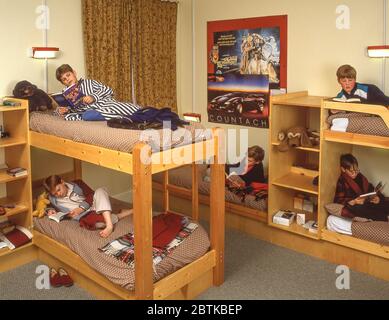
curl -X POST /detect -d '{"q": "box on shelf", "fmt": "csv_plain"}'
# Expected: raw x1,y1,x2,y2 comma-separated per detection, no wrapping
273,210,296,226
293,194,315,213
296,213,306,225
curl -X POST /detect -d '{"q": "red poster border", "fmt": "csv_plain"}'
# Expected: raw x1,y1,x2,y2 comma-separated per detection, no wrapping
207,15,288,89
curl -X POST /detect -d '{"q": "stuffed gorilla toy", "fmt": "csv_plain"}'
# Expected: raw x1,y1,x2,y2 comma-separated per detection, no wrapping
13,80,53,112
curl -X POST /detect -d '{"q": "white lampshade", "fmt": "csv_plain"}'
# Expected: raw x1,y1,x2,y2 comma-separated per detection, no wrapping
31,47,59,59
367,45,389,58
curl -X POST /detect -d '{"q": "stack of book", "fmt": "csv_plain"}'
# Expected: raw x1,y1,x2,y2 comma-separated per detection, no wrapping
273,210,296,226
6,167,27,177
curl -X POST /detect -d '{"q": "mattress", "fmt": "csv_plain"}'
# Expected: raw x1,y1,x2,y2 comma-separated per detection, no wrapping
327,112,389,137
33,198,210,291
29,112,209,153
153,164,268,212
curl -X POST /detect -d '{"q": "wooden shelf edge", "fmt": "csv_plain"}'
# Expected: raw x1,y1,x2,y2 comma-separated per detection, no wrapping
272,172,318,195
321,228,389,259
269,221,320,240
271,142,320,153
323,130,389,150
0,242,34,258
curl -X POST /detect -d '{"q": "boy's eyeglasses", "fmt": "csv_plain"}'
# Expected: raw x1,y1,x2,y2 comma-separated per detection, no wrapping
346,167,360,174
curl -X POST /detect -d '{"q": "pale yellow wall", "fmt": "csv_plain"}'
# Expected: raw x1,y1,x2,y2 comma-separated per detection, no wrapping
176,0,389,181
0,0,133,198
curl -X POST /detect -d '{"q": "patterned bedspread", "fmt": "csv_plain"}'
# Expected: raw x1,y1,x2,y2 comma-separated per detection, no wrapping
327,112,389,137
29,112,209,153
33,203,210,291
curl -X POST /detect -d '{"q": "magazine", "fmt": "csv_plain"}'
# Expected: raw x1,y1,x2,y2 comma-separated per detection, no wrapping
51,82,85,108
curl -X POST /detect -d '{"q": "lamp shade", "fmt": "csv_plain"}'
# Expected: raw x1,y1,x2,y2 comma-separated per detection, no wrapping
31,47,59,59
367,45,389,58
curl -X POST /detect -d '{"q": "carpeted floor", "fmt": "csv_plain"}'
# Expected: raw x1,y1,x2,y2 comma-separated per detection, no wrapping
1,227,389,300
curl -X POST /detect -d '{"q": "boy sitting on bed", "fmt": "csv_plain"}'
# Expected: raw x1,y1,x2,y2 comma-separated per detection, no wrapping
335,64,389,107
43,175,132,237
225,145,268,196
334,153,389,222
55,64,140,121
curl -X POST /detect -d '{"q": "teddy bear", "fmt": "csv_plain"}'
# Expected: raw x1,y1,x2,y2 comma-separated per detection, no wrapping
13,80,53,112
33,192,50,218
277,126,313,152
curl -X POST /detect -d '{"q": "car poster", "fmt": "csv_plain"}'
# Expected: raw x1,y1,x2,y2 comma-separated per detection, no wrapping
207,15,287,128
208,73,270,128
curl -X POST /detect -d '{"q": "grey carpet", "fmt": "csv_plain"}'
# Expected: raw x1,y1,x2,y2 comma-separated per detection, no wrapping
1,227,389,300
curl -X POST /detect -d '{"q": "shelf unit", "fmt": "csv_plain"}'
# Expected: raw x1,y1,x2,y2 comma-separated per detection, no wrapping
0,98,33,257
268,91,325,239
319,99,389,252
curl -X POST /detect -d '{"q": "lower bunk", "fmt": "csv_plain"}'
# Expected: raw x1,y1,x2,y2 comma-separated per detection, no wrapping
32,195,216,299
34,231,216,300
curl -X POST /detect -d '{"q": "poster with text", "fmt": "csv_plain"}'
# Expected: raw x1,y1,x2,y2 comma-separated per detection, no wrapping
207,15,287,127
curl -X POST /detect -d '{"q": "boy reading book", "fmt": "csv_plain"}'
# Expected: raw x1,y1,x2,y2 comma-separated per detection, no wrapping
334,153,389,221
44,175,132,237
54,64,140,121
334,64,389,107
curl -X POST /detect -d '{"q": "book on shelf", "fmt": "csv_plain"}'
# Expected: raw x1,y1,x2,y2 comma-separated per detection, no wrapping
6,167,27,177
303,220,318,233
51,82,85,108
331,97,361,103
0,225,32,250
359,181,386,198
273,210,296,226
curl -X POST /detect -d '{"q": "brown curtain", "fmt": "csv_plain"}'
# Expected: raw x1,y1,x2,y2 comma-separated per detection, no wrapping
130,0,178,111
82,0,132,102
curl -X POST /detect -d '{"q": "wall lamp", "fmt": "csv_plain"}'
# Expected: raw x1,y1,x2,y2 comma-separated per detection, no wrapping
29,47,59,59
367,45,389,58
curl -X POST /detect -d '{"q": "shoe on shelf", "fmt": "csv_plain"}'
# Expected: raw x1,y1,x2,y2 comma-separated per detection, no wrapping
50,268,62,288
58,267,74,287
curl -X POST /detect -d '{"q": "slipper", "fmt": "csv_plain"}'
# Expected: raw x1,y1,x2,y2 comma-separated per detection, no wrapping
49,268,62,288
58,267,74,287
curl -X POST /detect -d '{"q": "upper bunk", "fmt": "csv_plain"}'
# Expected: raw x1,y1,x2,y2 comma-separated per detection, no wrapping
22,105,222,175
322,99,389,150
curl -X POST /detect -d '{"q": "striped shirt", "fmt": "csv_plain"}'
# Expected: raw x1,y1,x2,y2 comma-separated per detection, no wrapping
62,79,140,121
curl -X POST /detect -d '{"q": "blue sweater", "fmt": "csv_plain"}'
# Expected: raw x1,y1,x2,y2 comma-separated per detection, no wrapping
336,82,389,106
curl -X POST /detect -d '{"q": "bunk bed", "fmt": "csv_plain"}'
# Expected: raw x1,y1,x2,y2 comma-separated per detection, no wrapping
27,110,225,300
152,164,268,223
320,100,389,260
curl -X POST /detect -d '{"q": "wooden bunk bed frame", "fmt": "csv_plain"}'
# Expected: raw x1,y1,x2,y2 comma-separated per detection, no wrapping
320,99,389,261
29,126,225,300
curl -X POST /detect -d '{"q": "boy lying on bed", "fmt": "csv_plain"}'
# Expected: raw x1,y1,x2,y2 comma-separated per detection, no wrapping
54,64,140,121
333,153,389,222
43,175,132,237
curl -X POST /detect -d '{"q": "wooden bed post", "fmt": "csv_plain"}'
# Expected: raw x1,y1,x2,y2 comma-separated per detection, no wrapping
133,143,153,299
192,163,199,221
73,159,82,180
210,128,225,286
162,171,169,212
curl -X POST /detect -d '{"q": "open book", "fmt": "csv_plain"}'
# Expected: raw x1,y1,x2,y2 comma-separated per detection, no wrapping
51,82,85,108
359,181,386,198
48,211,69,223
332,97,361,103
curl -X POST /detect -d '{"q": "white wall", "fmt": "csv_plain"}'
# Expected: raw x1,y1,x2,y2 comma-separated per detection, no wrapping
176,0,389,183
